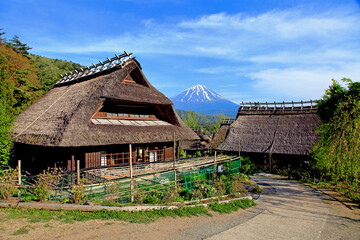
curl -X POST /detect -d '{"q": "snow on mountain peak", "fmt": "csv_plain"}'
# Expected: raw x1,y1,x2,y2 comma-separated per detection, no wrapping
173,84,225,103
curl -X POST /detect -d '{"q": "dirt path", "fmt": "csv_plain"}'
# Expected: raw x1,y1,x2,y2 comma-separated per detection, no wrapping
208,175,360,240
0,175,359,240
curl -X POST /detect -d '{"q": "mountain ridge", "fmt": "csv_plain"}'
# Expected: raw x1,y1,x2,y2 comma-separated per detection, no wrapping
170,84,239,117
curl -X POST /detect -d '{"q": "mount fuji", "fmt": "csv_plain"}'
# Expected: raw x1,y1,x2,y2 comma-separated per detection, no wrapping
170,84,239,117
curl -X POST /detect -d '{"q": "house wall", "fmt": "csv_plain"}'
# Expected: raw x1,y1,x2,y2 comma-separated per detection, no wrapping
14,142,175,173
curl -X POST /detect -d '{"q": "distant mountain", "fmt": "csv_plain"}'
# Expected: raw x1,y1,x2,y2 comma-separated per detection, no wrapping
170,84,239,117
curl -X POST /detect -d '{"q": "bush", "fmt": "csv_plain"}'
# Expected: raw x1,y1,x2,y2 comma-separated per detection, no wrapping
0,167,18,199
71,178,86,204
240,157,255,175
34,169,61,202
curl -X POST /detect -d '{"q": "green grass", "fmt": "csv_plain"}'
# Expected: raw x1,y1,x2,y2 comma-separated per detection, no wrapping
1,199,256,223
209,199,256,214
2,206,210,224
12,225,35,235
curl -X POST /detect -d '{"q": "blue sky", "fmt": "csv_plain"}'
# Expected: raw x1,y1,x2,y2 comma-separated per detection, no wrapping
1,0,359,103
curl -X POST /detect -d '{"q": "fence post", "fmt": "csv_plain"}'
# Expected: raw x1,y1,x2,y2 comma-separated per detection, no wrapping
173,132,176,161
72,155,75,171
18,160,21,185
77,160,80,185
129,144,134,202
213,151,217,181
173,152,177,190
18,160,21,197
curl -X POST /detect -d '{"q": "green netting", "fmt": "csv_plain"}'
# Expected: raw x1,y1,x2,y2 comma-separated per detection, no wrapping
230,159,241,174
182,165,215,191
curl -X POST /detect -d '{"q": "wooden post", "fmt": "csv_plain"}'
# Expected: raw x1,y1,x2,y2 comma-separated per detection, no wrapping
18,160,21,185
129,144,134,202
173,132,176,161
77,160,80,185
238,137,241,157
18,160,21,197
213,151,217,180
71,155,75,171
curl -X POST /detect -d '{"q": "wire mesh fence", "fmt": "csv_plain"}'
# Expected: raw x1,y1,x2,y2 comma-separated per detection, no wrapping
1,156,242,204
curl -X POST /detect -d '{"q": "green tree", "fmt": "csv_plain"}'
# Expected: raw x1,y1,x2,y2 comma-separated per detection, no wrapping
317,78,360,123
8,35,31,57
0,29,5,43
0,100,13,165
311,78,360,184
183,109,199,129
213,113,225,133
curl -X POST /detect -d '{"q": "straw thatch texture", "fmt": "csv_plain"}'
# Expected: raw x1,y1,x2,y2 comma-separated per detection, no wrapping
13,59,198,147
217,110,321,155
210,124,230,149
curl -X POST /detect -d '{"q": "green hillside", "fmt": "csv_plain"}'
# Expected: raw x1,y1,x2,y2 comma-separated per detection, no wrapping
0,31,82,164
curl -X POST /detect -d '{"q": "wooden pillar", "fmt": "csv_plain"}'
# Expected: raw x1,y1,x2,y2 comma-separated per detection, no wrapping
77,160,80,185
71,155,75,171
173,132,176,161
163,146,166,161
238,136,241,157
18,160,21,185
129,144,134,202
18,160,21,197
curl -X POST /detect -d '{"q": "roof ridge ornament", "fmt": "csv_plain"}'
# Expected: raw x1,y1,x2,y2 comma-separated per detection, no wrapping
55,51,134,86
238,100,319,113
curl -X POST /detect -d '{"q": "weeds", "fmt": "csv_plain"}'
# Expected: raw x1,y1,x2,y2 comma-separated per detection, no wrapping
250,184,263,193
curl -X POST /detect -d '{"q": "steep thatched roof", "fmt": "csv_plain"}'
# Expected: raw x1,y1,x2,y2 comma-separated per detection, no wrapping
13,56,199,147
217,101,321,155
210,124,230,149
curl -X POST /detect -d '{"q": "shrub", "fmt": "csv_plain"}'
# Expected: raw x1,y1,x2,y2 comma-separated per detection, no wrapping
34,169,61,202
105,182,118,201
213,177,226,199
0,167,18,199
163,187,179,203
71,178,86,204
240,157,255,175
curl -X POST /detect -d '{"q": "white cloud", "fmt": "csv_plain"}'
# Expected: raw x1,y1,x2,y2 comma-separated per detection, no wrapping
35,7,360,101
38,8,360,58
249,63,360,100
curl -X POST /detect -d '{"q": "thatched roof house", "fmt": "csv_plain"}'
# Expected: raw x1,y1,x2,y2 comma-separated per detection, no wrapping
210,118,235,149
13,52,199,171
217,101,321,165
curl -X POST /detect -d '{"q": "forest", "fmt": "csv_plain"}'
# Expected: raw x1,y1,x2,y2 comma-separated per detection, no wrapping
0,30,82,164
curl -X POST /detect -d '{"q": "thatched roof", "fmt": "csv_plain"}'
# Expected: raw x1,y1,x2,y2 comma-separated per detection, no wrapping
13,55,199,147
217,101,321,155
210,124,230,149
